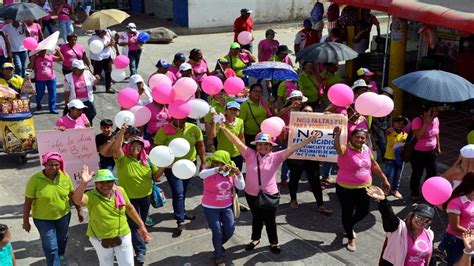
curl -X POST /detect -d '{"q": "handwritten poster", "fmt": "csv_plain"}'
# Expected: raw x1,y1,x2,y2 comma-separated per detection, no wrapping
36,128,99,188
288,112,348,162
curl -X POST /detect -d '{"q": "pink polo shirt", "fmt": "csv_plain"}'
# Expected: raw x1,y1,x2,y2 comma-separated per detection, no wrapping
243,148,285,196
34,55,55,81
202,173,234,208
404,229,432,266
189,59,208,84
145,103,170,135
60,43,85,69
72,74,88,99
27,23,41,41
411,117,439,151
337,144,372,188
56,113,89,129
169,65,181,79
446,195,474,238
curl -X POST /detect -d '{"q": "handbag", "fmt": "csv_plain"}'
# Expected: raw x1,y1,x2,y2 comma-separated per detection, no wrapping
401,130,417,162
232,190,241,218
148,159,166,208
255,157,280,211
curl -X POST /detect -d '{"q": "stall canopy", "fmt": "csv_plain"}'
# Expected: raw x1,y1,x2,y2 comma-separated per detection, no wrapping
332,0,474,33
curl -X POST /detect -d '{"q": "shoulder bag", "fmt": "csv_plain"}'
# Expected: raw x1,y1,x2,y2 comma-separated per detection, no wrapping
255,156,280,210
148,159,166,208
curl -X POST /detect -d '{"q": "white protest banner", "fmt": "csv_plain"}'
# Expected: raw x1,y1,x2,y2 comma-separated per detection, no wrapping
36,128,99,189
287,112,348,162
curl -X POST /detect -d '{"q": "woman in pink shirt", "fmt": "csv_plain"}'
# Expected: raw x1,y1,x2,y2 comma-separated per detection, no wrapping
59,32,92,75
144,101,170,142
257,29,279,62
410,104,441,202
28,48,64,114
367,186,435,265
56,0,74,43
219,126,319,254
333,126,390,252
56,99,91,130
443,173,474,265
25,20,43,42
198,150,245,265
188,48,210,99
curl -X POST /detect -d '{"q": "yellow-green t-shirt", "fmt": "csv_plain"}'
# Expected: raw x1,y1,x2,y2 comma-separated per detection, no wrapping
115,155,157,199
384,131,408,160
216,118,244,157
468,130,474,144
239,99,269,135
298,72,319,103
85,187,131,239
154,122,203,161
320,70,342,102
224,55,247,77
24,170,74,220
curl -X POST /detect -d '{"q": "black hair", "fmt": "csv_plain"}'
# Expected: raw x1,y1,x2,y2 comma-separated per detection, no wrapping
100,119,113,127
0,224,8,242
330,28,341,36
421,102,438,113
443,172,474,209
302,61,313,67
249,84,263,91
394,115,409,125
189,48,201,61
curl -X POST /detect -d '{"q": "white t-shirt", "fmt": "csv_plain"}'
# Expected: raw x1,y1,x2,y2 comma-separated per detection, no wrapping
2,24,27,52
87,30,115,61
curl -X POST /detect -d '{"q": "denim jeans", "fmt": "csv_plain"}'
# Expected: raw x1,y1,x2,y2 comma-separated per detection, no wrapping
385,159,404,191
33,212,71,266
202,206,235,259
35,79,57,112
445,232,470,266
127,196,150,263
58,20,73,43
128,49,142,76
12,51,27,77
165,168,192,224
322,162,337,178
42,19,55,37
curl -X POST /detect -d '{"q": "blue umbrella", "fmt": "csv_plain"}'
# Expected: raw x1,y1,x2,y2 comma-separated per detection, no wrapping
392,70,474,102
243,61,298,81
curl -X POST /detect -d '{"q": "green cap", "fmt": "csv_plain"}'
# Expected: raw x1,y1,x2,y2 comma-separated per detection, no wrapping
92,169,117,183
206,150,236,167
230,42,241,49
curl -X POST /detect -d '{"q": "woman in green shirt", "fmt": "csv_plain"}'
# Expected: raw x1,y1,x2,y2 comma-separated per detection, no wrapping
73,167,150,265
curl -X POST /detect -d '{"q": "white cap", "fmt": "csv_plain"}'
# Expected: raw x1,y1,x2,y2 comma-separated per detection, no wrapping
67,99,88,109
126,22,137,29
381,87,393,96
286,90,308,102
72,60,87,70
129,74,144,84
460,144,474,158
179,63,192,72
352,79,372,89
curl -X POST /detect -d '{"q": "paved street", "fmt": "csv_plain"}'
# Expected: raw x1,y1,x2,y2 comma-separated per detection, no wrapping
0,19,450,265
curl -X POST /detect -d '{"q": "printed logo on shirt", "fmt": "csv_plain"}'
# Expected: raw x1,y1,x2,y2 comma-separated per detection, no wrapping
216,181,232,201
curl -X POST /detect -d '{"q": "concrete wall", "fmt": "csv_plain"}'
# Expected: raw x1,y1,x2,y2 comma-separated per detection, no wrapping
144,0,173,19
187,0,317,28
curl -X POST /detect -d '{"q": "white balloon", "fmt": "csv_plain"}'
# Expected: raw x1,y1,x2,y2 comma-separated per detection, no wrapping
188,99,210,119
114,110,135,128
149,146,175,167
89,40,104,54
111,69,126,82
168,138,190,157
172,159,196,179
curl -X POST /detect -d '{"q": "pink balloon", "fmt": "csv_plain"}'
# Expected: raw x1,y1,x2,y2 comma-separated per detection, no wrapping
168,100,191,119
261,117,284,137
173,77,198,101
149,74,172,89
114,55,130,69
152,83,175,104
23,37,38,50
354,92,381,115
130,105,152,127
422,176,453,205
268,116,285,128
372,95,394,117
328,83,354,107
224,77,245,95
117,88,139,109
201,76,223,95
237,31,253,45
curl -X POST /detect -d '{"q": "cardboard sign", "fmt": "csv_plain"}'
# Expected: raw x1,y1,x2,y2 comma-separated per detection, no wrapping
287,112,348,162
36,128,99,189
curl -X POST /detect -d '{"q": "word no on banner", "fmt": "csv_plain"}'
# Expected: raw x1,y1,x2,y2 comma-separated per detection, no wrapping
36,128,99,189
288,112,348,162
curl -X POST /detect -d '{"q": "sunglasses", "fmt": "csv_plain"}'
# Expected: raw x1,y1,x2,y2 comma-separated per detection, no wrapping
414,215,432,224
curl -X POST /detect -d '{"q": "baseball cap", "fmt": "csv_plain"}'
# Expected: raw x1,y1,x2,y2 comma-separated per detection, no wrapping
2,62,14,69
230,42,241,49
251,132,278,146
174,52,186,62
218,57,229,64
265,29,276,36
129,74,144,84
460,144,474,159
92,169,117,183
357,67,374,76
156,59,171,68
413,204,435,219
303,19,312,26
286,90,308,102
179,62,192,72
352,79,372,89
240,8,253,14
126,22,137,29
226,101,240,110
72,60,87,70
67,99,88,109
277,45,293,54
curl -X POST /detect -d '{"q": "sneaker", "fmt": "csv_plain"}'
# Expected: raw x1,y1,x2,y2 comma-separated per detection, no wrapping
145,216,155,227
173,223,184,238
59,255,67,266
392,190,403,198
346,241,356,252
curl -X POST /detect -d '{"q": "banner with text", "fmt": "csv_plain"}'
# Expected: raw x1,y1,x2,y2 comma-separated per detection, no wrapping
288,112,348,162
36,128,99,189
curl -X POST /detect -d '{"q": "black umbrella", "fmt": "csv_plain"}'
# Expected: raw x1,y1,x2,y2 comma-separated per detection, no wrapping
0,3,48,21
295,42,358,63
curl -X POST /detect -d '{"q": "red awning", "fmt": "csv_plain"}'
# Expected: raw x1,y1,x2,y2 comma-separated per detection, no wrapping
331,0,474,33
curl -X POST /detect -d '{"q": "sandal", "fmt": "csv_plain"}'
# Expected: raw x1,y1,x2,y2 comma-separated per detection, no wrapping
270,244,281,254
289,200,299,209
245,240,260,251
318,206,333,215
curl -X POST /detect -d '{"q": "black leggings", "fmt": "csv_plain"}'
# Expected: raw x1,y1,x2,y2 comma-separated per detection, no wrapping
91,58,112,90
336,184,370,240
245,193,278,244
287,159,324,206
410,149,437,197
